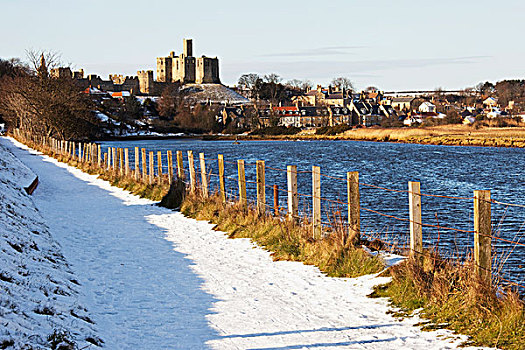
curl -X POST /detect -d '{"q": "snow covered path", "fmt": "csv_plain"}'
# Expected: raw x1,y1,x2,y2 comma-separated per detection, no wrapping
3,137,487,349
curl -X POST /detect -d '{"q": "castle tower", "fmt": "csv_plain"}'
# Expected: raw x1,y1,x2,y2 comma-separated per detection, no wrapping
156,54,173,83
183,39,193,57
138,70,154,94
196,56,220,84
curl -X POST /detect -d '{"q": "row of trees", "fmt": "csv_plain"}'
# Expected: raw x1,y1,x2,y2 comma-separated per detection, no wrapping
0,52,98,140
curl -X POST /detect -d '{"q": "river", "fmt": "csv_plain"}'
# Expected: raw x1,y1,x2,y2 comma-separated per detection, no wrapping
99,138,525,290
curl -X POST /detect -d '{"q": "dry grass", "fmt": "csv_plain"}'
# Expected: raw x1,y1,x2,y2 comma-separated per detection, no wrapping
371,252,525,349
181,192,385,278
238,125,525,148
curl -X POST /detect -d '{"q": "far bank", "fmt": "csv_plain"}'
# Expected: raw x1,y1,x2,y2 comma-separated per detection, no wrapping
204,125,525,148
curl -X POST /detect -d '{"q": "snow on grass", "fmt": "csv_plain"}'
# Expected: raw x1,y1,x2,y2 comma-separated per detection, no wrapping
2,136,494,349
0,141,100,348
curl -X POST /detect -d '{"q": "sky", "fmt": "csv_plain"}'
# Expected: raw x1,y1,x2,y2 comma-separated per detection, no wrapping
1,0,524,91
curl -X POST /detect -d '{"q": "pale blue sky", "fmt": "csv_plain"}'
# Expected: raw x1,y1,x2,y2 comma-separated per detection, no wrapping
2,0,524,90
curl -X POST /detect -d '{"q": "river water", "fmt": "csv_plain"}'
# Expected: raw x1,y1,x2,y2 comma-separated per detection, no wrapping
100,139,525,290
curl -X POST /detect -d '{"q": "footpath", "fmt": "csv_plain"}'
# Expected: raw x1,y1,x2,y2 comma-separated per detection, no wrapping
2,137,489,349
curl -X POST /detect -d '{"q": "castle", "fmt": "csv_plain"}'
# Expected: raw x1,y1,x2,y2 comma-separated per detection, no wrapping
156,39,220,85
50,39,220,95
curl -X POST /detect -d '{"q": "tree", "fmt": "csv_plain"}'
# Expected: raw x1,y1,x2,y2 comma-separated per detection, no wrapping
0,51,97,140
286,79,313,92
475,81,495,96
157,83,183,118
331,77,354,91
237,73,260,90
264,73,282,84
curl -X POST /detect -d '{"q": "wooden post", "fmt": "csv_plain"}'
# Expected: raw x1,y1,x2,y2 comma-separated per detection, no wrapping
199,153,208,197
112,147,117,172
107,148,111,169
157,151,163,183
287,165,298,221
125,148,129,177
104,153,107,169
312,166,321,238
119,148,123,175
148,151,154,185
97,145,102,168
218,154,226,202
273,185,279,216
409,181,423,261
167,150,173,184
474,190,492,284
141,148,147,180
256,160,265,215
78,143,82,161
347,171,360,244
188,151,196,193
237,159,246,207
176,151,184,179
133,147,139,180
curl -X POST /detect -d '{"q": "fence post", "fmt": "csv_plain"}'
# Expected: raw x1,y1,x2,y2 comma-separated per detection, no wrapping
199,153,208,198
134,147,140,180
256,160,265,215
104,153,108,169
119,148,123,175
347,171,360,244
78,143,82,161
273,185,279,216
148,151,154,185
157,151,163,183
287,165,298,222
218,154,226,202
167,150,173,184
125,148,129,177
409,181,423,261
112,147,117,172
312,166,321,238
474,190,492,285
141,148,147,180
176,150,184,179
97,145,102,168
187,151,196,193
238,159,246,207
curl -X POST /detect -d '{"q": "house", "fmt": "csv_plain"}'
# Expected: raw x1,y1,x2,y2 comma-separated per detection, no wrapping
419,101,436,113
403,116,422,126
273,106,302,127
463,116,476,125
391,96,414,111
483,97,498,108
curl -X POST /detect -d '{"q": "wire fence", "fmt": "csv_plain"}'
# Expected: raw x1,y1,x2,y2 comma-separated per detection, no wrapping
14,129,525,295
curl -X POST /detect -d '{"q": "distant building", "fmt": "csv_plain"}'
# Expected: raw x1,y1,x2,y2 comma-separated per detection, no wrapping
418,101,436,113
391,97,414,111
157,39,220,84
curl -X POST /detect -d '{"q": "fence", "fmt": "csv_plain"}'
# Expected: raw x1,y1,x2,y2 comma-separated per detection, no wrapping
12,129,525,294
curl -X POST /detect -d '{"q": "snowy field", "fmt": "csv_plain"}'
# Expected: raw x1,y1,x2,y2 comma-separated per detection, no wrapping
1,137,492,349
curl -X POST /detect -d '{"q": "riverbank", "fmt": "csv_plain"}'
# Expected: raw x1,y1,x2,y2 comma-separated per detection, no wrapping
206,125,525,148
3,135,489,349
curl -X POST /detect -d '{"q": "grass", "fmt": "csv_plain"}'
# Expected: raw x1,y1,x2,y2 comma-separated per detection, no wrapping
370,251,525,349
181,192,385,278
227,124,525,148
15,133,525,349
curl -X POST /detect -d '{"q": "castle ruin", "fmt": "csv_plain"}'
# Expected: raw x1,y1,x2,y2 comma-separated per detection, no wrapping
156,39,220,85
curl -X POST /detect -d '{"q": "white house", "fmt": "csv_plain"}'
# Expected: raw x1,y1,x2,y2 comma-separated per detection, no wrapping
418,101,436,113
483,97,497,108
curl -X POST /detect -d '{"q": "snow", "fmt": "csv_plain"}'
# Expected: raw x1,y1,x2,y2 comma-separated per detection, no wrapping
1,136,494,349
0,141,99,348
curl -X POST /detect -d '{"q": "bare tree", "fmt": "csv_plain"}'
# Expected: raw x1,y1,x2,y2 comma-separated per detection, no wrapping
264,73,281,84
237,73,260,90
331,77,354,91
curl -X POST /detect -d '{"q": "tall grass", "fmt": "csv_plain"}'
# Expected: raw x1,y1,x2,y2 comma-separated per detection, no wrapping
371,252,525,349
181,192,385,278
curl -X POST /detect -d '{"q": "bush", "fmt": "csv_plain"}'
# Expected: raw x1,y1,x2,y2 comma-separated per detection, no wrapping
315,124,351,135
